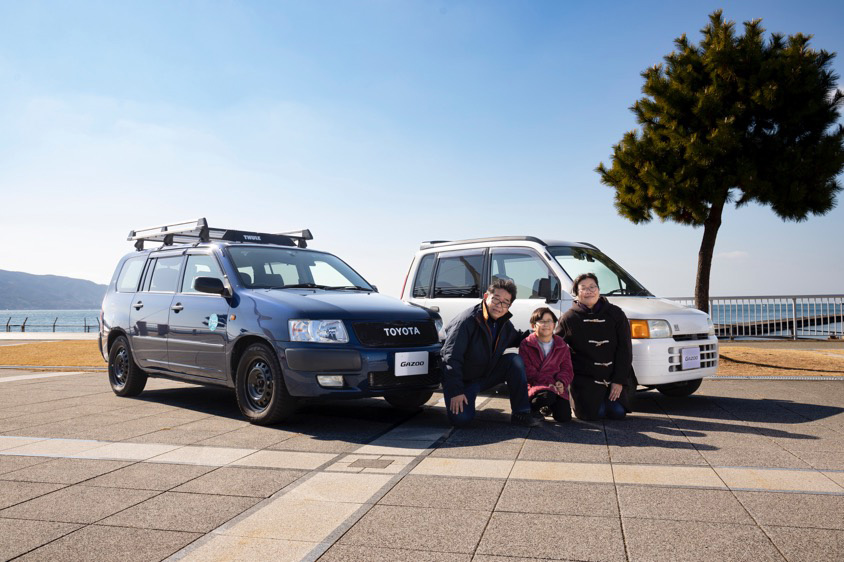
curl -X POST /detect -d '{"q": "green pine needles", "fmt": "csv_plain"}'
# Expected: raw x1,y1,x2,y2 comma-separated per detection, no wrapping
597,10,844,312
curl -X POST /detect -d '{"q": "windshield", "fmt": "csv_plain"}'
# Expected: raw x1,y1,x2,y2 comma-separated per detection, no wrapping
227,247,373,290
548,246,652,297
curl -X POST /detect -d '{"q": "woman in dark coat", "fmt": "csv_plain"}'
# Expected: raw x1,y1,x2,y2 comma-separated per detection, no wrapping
555,273,632,420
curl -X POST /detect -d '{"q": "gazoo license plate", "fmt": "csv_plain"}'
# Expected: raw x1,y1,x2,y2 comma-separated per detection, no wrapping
394,351,429,377
680,347,701,370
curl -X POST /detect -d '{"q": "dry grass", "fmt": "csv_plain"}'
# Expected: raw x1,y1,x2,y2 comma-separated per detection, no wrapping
717,346,844,376
0,341,105,368
1,340,843,376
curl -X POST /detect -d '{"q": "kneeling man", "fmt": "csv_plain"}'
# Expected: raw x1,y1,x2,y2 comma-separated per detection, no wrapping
440,279,539,427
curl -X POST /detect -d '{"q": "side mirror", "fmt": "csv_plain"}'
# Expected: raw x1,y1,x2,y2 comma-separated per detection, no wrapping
370,285,379,292
194,277,229,296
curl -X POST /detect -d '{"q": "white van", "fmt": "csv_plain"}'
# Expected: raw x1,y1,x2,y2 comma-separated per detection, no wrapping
400,236,718,396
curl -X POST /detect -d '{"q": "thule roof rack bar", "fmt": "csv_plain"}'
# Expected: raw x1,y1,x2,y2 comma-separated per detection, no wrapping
128,218,313,251
420,236,548,250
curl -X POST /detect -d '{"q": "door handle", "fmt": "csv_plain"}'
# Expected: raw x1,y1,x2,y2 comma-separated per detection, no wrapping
171,303,184,313
133,301,144,310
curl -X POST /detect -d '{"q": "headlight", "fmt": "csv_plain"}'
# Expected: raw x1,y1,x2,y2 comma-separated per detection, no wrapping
707,316,715,336
630,319,672,339
288,320,349,343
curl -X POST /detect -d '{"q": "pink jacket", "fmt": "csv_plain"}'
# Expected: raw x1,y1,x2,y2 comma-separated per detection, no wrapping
518,333,574,400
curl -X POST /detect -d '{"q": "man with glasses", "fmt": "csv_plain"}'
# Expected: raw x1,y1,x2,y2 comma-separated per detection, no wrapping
440,278,540,427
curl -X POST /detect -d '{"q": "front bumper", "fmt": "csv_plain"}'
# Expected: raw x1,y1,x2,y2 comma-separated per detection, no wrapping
631,335,718,386
277,343,442,398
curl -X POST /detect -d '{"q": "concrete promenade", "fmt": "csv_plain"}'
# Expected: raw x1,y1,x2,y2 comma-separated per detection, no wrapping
0,351,842,560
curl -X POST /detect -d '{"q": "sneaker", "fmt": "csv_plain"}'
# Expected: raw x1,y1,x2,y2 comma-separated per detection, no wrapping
511,411,541,427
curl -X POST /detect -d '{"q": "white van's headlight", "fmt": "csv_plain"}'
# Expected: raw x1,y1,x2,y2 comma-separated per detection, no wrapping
707,316,715,336
289,320,349,343
434,318,445,340
630,319,672,339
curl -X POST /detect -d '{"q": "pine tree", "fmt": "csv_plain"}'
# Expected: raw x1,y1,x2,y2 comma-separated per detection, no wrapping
597,10,844,312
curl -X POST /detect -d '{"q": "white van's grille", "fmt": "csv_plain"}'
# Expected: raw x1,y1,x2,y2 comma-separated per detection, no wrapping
667,342,718,372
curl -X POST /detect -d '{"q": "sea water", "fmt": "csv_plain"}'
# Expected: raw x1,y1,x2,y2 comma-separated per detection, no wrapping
0,309,101,332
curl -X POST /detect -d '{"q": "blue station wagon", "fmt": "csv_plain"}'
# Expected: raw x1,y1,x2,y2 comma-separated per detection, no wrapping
100,219,443,424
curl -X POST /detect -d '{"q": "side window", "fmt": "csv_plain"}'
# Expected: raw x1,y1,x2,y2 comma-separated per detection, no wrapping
181,255,224,293
433,250,484,298
116,257,146,293
412,254,435,298
490,249,559,300
148,256,183,293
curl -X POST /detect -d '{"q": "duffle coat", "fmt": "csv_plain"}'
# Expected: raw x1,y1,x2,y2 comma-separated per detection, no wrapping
518,333,574,400
555,297,633,418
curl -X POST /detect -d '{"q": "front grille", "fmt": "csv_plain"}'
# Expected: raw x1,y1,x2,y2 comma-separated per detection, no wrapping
673,333,710,342
667,342,719,372
354,321,439,348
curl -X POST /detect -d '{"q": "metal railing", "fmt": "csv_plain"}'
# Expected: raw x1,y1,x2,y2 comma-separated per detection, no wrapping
3,317,101,333
666,295,844,340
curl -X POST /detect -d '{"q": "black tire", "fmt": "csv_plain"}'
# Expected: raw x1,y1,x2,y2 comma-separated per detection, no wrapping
384,389,435,411
108,335,147,397
235,343,297,425
657,378,703,397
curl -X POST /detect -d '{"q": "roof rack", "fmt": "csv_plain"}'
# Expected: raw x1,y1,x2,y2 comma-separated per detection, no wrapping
128,218,313,251
420,236,547,250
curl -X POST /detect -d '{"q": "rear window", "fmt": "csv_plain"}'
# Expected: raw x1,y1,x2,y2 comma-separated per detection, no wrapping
412,254,435,298
116,257,146,293
433,250,484,298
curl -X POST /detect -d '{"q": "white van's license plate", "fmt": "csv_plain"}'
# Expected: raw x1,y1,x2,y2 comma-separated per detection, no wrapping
395,352,429,377
680,347,701,370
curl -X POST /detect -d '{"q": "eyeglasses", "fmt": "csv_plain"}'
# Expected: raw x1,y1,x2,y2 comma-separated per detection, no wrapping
489,296,511,308
579,285,599,293
534,320,555,326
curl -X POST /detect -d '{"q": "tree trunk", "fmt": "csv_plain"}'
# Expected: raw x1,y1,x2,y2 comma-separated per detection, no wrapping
694,197,726,314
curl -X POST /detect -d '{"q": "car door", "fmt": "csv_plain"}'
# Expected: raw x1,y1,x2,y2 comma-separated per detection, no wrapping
489,247,563,332
129,254,183,372
429,248,487,329
167,252,231,380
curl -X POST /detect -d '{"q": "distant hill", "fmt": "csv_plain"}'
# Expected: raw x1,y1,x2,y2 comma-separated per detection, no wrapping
0,270,108,310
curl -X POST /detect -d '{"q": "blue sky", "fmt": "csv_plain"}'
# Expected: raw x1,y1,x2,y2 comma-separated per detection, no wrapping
1,0,842,298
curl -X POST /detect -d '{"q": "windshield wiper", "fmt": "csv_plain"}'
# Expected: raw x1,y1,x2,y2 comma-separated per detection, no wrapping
281,283,330,289
323,285,372,291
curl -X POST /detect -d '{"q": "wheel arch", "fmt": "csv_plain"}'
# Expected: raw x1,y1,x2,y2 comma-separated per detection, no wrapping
230,335,278,383
106,329,129,354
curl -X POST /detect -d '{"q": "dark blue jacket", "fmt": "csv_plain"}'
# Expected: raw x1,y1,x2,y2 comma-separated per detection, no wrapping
440,302,525,396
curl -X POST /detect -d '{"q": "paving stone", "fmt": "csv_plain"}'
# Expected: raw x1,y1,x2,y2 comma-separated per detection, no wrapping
193,427,294,449
735,491,844,529
149,445,255,466
517,440,611,463
222,496,361,541
318,544,472,561
98,491,259,532
623,518,784,561
764,525,844,562
267,437,363,453
379,475,505,511
184,535,318,561
0,481,65,510
496,480,618,517
0,454,51,475
0,518,80,561
339,505,489,554
699,446,814,469
716,466,843,493
429,440,523,459
0,458,131,484
609,443,708,465
285,472,392,504
173,466,306,497
15,525,201,562
85,462,215,490
791,449,844,471
476,512,625,561
617,485,753,523
0,485,157,524
412,457,514,479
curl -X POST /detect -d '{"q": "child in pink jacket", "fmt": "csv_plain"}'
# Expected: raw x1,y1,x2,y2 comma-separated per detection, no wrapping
518,307,574,422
